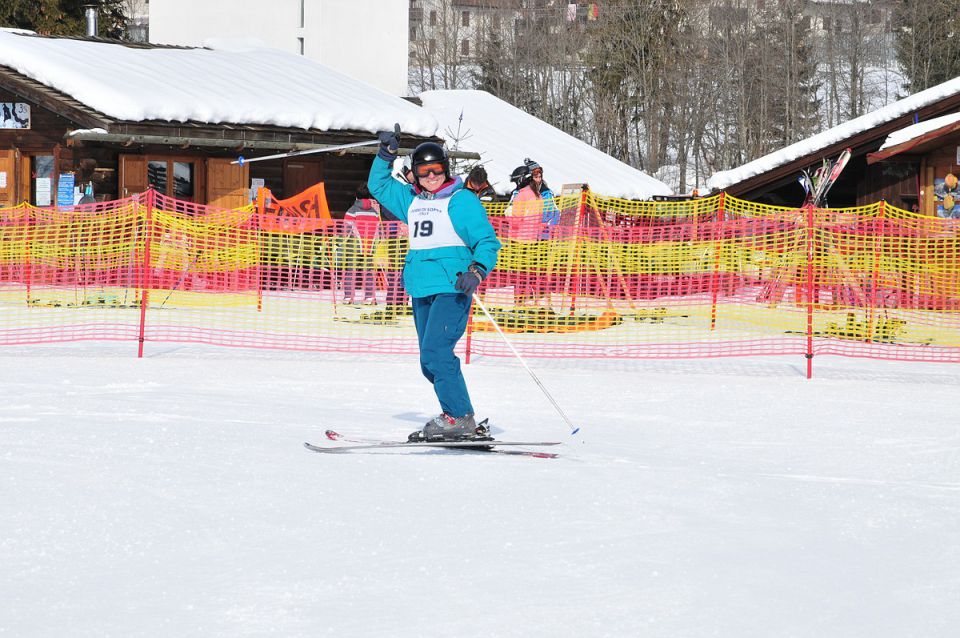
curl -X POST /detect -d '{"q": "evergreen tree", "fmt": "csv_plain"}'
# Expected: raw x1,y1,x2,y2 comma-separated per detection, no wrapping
0,0,127,39
582,0,688,169
894,0,960,93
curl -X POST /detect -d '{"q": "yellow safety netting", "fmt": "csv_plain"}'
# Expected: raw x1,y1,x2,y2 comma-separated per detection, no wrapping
0,190,957,364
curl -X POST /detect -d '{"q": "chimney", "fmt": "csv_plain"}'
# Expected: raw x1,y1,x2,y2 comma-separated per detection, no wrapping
84,3,99,37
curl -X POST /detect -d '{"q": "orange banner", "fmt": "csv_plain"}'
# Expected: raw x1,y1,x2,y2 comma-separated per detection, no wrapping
260,183,332,233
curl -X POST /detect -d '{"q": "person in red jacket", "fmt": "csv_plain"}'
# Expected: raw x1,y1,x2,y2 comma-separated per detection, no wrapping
342,185,382,305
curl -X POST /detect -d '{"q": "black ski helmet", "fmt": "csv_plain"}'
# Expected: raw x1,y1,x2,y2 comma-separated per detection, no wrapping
510,164,532,189
410,142,450,179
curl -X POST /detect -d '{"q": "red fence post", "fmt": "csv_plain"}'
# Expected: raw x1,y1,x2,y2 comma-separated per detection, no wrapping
256,187,265,313
805,203,816,379
24,205,33,305
866,201,886,342
137,189,155,358
565,186,590,316
710,192,727,330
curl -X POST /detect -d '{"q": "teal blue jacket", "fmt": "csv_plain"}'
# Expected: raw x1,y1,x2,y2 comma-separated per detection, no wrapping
367,157,500,298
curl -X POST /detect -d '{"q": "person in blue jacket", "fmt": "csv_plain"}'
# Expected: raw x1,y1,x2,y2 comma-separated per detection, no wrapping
368,127,501,441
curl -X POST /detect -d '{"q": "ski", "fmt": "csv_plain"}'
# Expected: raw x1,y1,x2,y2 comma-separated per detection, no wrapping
814,147,851,206
807,161,830,205
332,315,400,326
309,426,560,458
303,439,560,458
324,417,498,445
804,147,851,207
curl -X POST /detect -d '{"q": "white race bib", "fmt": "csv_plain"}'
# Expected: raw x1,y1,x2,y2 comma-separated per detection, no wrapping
406,196,466,250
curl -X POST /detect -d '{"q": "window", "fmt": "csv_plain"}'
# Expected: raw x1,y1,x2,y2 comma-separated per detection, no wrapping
147,158,197,201
461,39,470,56
429,39,436,55
298,37,304,55
31,155,54,206
462,11,470,27
430,10,437,26
148,160,168,193
299,0,305,27
173,162,194,198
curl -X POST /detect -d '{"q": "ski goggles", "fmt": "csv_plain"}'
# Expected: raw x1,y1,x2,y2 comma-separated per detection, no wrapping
414,162,446,178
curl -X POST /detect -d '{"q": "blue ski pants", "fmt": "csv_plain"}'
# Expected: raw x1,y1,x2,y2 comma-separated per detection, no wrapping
411,293,473,417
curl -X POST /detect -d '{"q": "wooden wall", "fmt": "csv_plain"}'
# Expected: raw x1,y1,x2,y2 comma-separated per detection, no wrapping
0,87,74,204
860,160,919,213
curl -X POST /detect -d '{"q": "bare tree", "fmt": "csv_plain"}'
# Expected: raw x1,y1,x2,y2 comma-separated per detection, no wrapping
408,0,917,194
409,0,470,92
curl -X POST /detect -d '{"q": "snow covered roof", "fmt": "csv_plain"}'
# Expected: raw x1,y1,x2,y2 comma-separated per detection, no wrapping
418,90,673,200
708,77,960,192
0,30,437,137
878,112,960,151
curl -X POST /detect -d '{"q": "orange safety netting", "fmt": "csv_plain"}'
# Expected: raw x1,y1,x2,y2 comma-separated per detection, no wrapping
1,188,959,369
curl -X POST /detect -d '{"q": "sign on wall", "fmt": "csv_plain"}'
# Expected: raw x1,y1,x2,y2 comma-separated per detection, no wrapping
0,103,30,129
57,173,76,208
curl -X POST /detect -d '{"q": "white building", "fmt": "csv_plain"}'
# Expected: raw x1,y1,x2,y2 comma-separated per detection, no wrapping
148,0,409,96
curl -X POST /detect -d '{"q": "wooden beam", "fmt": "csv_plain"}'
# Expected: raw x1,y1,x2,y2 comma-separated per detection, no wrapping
64,131,482,160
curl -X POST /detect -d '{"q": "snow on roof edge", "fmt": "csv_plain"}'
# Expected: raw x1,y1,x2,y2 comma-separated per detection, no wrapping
0,30,439,138
878,112,960,151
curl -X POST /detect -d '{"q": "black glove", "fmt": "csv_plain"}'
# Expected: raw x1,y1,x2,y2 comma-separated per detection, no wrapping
377,123,401,161
455,263,487,296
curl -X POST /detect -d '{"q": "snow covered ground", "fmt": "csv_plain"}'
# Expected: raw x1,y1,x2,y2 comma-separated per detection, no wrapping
2,344,959,637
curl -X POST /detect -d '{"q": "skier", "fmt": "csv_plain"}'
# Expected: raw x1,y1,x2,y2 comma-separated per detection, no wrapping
368,126,501,441
465,165,496,201
342,185,381,305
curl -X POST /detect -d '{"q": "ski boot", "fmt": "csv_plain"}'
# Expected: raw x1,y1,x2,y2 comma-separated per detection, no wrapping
408,414,490,442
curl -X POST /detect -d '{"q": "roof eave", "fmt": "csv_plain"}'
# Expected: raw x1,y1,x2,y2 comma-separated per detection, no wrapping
867,121,960,164
0,66,111,130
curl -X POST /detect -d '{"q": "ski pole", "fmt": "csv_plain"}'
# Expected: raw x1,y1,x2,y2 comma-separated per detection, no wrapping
471,294,581,436
160,248,203,308
233,139,381,166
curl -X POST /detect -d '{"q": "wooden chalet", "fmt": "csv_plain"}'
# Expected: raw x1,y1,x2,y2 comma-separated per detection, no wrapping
709,80,960,213
0,36,450,215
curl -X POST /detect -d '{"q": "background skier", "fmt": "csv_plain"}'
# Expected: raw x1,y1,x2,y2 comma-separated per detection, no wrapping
342,185,382,305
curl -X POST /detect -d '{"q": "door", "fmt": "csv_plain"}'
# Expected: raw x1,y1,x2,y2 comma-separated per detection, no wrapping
120,155,148,198
28,154,55,206
206,158,249,209
0,149,15,208
284,158,323,198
